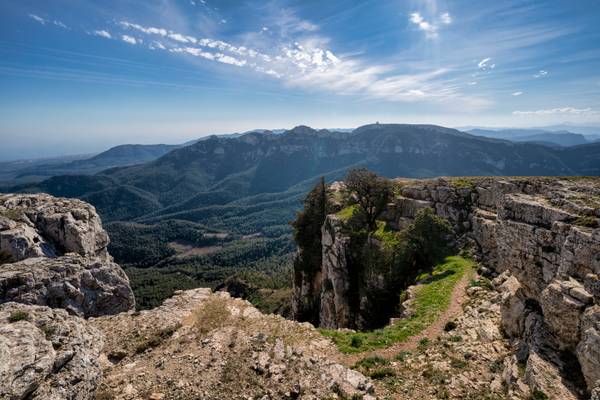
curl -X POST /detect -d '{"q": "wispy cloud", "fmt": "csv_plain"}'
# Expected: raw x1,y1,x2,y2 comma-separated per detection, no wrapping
29,14,46,25
512,91,523,96
513,107,597,115
29,14,69,29
93,30,111,39
409,11,452,38
410,13,438,38
533,69,548,78
121,35,138,45
478,58,495,70
101,20,485,108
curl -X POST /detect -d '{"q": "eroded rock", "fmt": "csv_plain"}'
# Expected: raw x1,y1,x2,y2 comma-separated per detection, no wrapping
0,254,135,317
0,302,103,399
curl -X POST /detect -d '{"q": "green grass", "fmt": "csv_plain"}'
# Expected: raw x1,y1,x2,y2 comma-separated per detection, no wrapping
320,255,475,353
448,178,476,190
336,204,357,221
373,221,401,248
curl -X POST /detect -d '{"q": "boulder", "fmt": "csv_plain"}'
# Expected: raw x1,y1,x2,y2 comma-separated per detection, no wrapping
0,254,135,317
540,280,590,350
0,194,109,261
577,306,600,389
0,302,103,399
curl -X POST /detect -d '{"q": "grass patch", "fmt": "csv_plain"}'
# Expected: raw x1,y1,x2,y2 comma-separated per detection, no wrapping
353,356,395,380
194,297,232,335
469,277,493,290
395,350,411,361
320,255,475,353
353,355,389,369
8,311,30,322
448,178,476,190
373,221,401,248
336,204,357,221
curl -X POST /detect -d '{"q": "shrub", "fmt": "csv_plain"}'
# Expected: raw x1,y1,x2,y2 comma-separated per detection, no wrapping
450,357,468,369
353,355,389,369
350,335,363,348
529,390,549,400
8,311,29,322
443,321,457,331
489,359,503,373
395,350,411,361
344,168,392,231
368,367,395,379
449,335,462,342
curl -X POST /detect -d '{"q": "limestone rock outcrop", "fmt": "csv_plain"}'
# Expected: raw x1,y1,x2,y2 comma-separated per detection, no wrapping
0,254,134,317
0,302,103,399
0,194,110,261
0,194,135,317
0,194,134,400
293,177,600,395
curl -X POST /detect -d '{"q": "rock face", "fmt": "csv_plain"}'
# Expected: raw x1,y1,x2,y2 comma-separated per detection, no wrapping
0,302,103,399
0,194,135,317
0,193,134,399
0,255,134,317
294,177,600,395
0,194,110,261
319,215,353,329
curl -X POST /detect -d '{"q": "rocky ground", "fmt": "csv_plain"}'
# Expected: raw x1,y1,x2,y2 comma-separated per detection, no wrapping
92,289,373,400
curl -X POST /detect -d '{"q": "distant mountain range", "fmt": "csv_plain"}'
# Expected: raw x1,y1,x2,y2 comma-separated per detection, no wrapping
6,122,600,308
7,123,600,223
0,143,182,185
466,128,592,147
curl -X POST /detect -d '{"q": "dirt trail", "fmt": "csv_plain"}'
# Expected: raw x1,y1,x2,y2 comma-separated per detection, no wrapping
338,270,474,365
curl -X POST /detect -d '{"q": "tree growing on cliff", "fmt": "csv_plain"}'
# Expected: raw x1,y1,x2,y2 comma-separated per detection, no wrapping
291,177,332,322
404,207,453,271
345,168,392,231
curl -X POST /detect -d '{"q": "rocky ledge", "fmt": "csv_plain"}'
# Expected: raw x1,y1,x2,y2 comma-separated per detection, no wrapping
294,176,600,397
92,289,373,400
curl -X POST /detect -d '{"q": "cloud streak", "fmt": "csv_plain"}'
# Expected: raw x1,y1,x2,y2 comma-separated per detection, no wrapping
513,107,597,115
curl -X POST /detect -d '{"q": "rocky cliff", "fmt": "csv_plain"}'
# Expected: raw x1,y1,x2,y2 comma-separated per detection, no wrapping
0,194,135,316
0,193,372,399
294,176,600,397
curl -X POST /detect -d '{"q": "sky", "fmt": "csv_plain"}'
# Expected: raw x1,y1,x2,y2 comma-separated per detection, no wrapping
1,0,600,160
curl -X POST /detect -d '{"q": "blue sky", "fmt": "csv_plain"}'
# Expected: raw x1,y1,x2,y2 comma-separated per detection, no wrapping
1,0,600,159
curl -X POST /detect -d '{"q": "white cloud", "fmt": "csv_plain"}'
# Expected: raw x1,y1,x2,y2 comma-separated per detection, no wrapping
512,91,523,96
95,20,485,108
478,58,495,70
94,30,112,39
53,20,69,29
29,14,46,25
410,13,437,38
533,70,548,78
410,12,452,38
121,35,138,45
120,21,167,36
468,81,478,85
513,107,597,115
